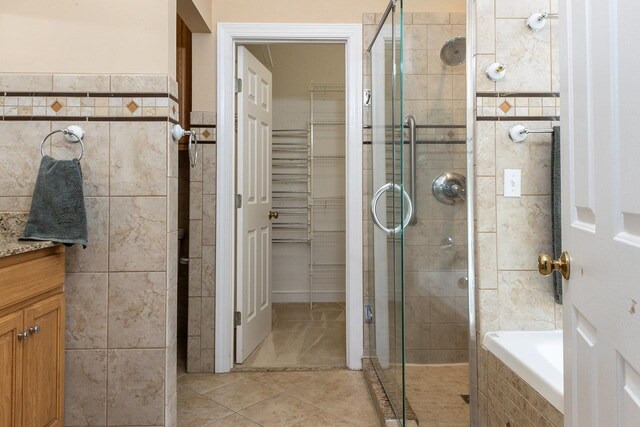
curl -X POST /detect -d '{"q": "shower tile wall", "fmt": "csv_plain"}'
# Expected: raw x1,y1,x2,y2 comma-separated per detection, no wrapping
362,12,469,365
187,111,217,373
0,73,179,426
473,0,561,424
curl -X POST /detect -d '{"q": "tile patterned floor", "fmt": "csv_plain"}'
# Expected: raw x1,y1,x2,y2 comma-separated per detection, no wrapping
177,369,380,426
240,302,346,368
405,363,470,427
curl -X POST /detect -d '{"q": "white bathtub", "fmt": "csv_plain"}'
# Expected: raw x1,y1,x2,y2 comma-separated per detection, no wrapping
483,330,564,413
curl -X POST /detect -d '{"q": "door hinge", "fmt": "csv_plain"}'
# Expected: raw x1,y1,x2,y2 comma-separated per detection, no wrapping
235,78,243,93
235,194,242,209
234,311,242,326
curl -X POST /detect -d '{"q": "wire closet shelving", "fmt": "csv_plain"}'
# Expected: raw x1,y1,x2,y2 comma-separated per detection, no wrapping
271,81,346,310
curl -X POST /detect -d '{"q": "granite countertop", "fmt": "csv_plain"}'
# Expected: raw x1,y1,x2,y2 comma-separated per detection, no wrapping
0,212,58,258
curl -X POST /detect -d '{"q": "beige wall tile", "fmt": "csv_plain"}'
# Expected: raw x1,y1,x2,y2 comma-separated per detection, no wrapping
66,197,109,272
168,177,179,232
476,0,495,54
65,273,108,349
201,297,215,349
202,195,216,246
496,195,552,270
187,336,201,372
427,25,453,50
551,20,560,92
475,176,497,232
0,73,52,91
405,49,429,75
404,74,429,100
414,12,450,25
107,349,165,426
475,121,496,176
167,284,178,346
52,122,109,196
108,272,166,348
427,74,453,100
476,232,498,289
498,271,555,330
166,339,177,405
188,297,202,336
189,257,202,297
168,124,179,178
202,245,216,296
189,219,203,258
475,55,497,92
52,74,110,92
202,144,217,195
405,25,429,50
65,350,107,426
496,19,551,92
477,289,499,335
0,121,51,197
190,181,203,219
110,74,168,93
109,197,167,271
495,0,550,18
110,122,167,196
495,121,552,195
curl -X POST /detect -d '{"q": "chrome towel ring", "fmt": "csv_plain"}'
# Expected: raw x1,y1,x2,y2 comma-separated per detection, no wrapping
40,125,85,161
171,124,198,167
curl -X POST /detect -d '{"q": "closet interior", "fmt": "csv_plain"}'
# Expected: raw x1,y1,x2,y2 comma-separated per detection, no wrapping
240,43,347,369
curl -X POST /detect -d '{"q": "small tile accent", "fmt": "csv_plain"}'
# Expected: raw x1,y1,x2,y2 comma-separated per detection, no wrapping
126,100,139,113
499,100,512,113
50,100,63,112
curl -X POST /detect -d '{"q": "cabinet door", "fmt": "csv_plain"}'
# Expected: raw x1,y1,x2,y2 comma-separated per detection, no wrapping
0,310,24,427
22,294,64,427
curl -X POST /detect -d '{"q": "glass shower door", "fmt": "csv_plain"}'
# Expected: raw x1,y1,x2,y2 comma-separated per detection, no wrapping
368,1,408,423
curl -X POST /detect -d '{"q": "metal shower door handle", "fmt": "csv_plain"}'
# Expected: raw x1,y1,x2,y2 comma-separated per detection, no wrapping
405,115,417,225
370,183,414,235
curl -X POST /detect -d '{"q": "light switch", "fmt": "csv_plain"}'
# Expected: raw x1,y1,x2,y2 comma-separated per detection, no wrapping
504,169,522,197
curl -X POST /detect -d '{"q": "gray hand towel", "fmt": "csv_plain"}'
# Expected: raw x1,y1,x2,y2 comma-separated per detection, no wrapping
551,126,561,303
20,155,88,247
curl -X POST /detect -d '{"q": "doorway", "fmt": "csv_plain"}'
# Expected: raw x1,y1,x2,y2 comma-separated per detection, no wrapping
235,43,347,369
215,24,363,373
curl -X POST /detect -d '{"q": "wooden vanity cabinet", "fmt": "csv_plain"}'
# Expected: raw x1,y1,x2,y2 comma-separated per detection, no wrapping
0,246,65,427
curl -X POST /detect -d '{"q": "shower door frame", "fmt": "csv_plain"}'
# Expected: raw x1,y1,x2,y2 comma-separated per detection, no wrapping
215,23,363,373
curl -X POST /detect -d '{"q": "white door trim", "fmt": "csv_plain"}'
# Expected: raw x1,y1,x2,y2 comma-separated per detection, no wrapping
216,22,363,373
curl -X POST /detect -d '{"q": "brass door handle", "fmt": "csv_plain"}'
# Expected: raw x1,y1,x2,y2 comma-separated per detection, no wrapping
268,210,279,220
538,251,571,280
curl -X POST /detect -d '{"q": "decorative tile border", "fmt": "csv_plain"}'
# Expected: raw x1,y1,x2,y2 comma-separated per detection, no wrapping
362,124,467,144
190,111,216,144
0,92,179,123
476,92,561,121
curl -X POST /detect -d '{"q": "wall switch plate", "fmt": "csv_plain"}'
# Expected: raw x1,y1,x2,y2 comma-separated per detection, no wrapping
504,169,522,197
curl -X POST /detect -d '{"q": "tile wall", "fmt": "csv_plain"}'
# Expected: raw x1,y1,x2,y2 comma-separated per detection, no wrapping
473,0,562,424
0,73,179,426
362,12,469,364
480,347,563,426
187,111,217,372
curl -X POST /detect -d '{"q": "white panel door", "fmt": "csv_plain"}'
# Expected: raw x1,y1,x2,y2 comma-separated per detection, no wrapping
236,46,273,364
561,1,640,425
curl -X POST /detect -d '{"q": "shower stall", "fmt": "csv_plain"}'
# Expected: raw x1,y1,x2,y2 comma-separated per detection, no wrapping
364,0,475,425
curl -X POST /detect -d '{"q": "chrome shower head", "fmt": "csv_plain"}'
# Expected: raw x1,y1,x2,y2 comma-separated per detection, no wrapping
440,37,466,66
